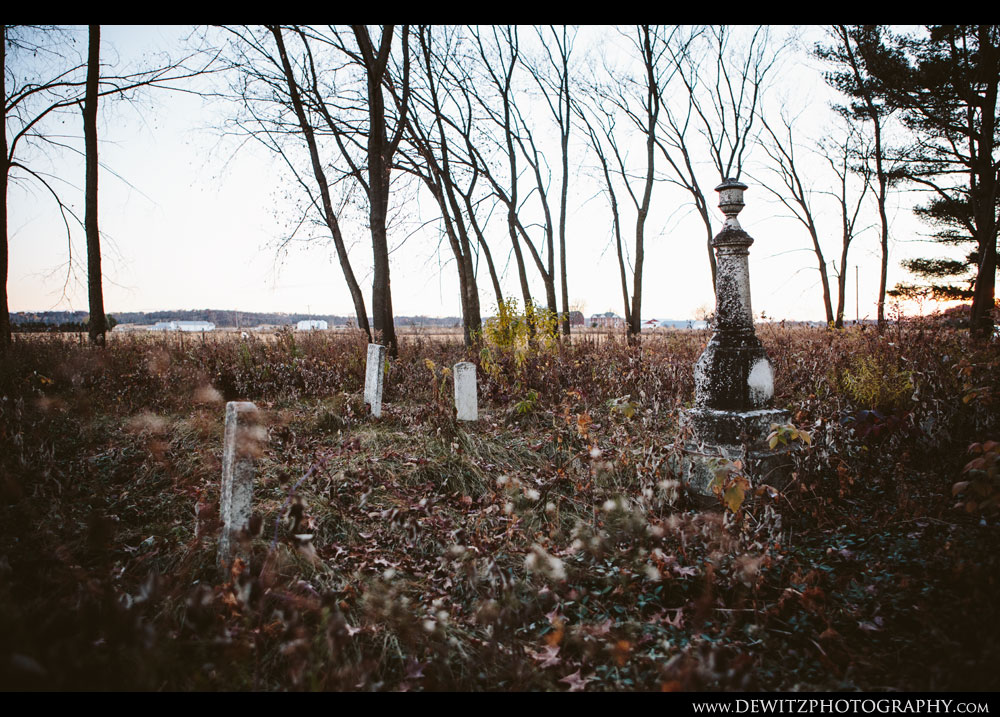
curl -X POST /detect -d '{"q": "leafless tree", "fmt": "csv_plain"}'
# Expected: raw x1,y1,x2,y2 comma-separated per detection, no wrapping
585,25,678,340
823,127,872,328
395,25,485,346
264,25,371,340
656,26,782,291
224,25,414,355
83,25,106,345
3,25,217,347
521,25,578,335
817,25,896,331
349,25,409,356
575,103,627,333
464,25,563,328
3,26,89,349
757,110,835,326
296,25,410,356
757,111,872,329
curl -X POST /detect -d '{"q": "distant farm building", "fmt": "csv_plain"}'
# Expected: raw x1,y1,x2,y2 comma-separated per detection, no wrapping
296,319,328,331
657,319,710,330
589,311,625,329
149,321,215,332
568,311,585,327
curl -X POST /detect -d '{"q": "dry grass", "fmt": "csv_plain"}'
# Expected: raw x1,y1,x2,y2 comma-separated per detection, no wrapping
1,320,999,690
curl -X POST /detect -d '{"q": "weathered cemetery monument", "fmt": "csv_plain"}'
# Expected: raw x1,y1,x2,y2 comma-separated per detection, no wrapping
682,179,791,494
364,343,387,418
453,361,478,421
218,401,262,568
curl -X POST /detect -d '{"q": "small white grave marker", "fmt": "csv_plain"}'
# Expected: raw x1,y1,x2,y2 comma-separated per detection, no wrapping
453,361,478,421
219,401,261,568
364,343,387,417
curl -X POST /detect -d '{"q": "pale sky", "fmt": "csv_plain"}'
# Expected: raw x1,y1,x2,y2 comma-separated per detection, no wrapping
7,25,939,322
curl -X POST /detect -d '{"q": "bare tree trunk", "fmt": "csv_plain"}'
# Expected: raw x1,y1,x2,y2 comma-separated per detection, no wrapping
832,26,892,330
0,164,8,349
630,204,647,341
369,164,396,354
810,225,835,326
835,256,849,329
874,143,889,331
703,220,717,290
468,26,556,332
406,26,483,345
361,57,396,353
555,28,573,337
759,112,838,326
352,25,408,357
578,26,663,343
84,25,107,347
579,115,630,331
507,208,534,314
270,27,372,341
459,246,482,345
628,27,658,343
442,182,483,345
433,180,483,346
558,124,570,336
466,201,504,310
1,27,10,350
833,140,869,329
969,46,998,339
970,225,997,338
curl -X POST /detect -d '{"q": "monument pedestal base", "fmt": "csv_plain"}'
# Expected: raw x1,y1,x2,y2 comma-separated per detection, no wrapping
680,407,795,498
685,407,789,446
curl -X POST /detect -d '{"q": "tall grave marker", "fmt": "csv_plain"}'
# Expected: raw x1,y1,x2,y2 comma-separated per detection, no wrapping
682,180,791,494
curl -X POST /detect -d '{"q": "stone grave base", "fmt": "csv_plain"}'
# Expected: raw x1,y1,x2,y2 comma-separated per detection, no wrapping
679,406,796,499
679,441,798,499
684,407,790,446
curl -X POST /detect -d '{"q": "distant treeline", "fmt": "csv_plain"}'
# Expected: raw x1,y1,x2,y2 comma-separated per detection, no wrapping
12,314,119,333
9,310,463,329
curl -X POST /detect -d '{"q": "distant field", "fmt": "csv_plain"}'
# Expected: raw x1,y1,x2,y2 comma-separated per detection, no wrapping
16,324,696,346
15,326,662,349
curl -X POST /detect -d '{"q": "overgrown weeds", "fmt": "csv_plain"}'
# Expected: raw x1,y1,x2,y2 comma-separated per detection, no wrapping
1,319,998,690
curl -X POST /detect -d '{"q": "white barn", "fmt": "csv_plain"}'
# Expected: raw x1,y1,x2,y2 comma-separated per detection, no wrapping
296,319,328,331
149,321,215,332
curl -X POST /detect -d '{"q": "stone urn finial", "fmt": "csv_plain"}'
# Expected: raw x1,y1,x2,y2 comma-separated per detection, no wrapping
715,178,748,230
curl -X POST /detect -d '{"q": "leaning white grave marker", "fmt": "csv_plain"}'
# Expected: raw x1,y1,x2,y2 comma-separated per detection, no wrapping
219,401,261,568
364,343,387,417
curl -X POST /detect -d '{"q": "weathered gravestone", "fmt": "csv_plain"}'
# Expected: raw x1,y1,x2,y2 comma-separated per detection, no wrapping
364,343,387,418
681,180,791,495
453,361,478,421
218,401,263,568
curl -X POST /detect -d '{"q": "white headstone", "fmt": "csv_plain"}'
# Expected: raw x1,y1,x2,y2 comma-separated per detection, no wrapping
364,343,387,417
219,401,260,568
453,361,478,421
